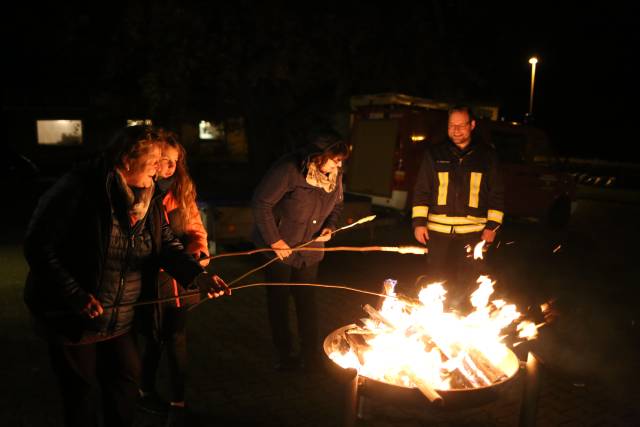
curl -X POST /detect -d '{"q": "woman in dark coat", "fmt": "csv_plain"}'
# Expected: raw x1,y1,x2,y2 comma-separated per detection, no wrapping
23,125,229,427
252,129,349,372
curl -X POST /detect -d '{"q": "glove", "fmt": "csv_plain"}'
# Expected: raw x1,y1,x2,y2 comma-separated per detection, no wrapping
193,272,231,299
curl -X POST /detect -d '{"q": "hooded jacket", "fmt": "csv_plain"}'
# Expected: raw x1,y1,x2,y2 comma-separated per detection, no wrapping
251,142,344,268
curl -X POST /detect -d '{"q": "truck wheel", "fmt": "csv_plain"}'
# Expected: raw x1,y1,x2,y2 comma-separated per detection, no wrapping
547,197,571,229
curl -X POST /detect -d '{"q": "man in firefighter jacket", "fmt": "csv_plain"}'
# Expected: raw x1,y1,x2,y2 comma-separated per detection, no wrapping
412,105,504,306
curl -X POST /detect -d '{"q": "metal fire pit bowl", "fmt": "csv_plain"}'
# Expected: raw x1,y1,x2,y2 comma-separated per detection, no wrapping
323,323,522,410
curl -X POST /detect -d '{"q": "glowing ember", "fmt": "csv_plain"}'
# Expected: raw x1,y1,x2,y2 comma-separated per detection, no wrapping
328,276,544,391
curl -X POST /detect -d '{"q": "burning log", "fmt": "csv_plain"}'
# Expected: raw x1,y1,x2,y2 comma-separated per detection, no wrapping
343,330,370,365
354,318,370,329
396,293,422,308
468,349,508,384
454,349,509,388
362,304,505,389
346,325,372,335
407,373,444,405
429,340,493,389
458,353,492,387
362,304,396,329
447,369,476,389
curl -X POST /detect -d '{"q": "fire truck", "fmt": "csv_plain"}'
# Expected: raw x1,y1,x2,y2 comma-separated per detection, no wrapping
344,93,576,228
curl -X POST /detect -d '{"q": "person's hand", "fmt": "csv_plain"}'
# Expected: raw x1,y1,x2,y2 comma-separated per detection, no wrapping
414,226,429,245
481,227,497,243
315,228,333,242
195,273,231,299
270,239,292,260
80,294,104,319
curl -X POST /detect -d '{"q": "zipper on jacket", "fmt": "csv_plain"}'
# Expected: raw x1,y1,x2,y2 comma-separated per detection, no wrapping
107,201,152,334
107,232,133,334
108,274,126,334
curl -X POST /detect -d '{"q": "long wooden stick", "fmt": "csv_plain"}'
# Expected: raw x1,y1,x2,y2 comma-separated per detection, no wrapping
231,282,407,301
190,215,379,310
191,281,415,312
51,216,391,316
208,245,427,260
47,282,408,316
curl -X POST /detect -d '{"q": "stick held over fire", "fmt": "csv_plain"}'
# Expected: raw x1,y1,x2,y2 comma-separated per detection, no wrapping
206,245,427,261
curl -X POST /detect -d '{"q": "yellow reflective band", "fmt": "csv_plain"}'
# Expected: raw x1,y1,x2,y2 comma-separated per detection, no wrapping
426,222,485,234
453,224,485,234
427,222,452,233
469,172,482,208
412,206,429,219
427,214,487,225
487,209,504,224
437,172,448,205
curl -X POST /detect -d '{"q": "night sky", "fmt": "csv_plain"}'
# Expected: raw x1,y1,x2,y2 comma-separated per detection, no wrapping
4,2,637,162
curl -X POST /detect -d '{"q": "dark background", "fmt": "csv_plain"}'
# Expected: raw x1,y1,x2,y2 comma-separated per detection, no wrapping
2,4,640,425
3,1,637,162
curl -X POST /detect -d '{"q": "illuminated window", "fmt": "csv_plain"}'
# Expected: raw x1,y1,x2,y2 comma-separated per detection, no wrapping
127,119,153,127
36,120,83,145
199,120,224,140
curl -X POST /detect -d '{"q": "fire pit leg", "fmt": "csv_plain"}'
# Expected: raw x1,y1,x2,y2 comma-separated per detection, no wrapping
343,368,359,427
357,395,367,420
518,351,541,427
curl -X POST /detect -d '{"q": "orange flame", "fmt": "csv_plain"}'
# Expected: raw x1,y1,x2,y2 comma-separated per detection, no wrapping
329,276,544,390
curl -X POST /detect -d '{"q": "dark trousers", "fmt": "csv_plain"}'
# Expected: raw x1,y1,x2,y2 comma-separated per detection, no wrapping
424,231,488,307
140,308,188,402
47,331,140,427
265,261,320,364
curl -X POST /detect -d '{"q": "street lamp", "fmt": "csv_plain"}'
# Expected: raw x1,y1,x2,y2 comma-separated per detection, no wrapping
528,56,538,118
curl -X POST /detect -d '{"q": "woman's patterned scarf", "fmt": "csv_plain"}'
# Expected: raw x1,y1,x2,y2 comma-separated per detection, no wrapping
306,162,337,193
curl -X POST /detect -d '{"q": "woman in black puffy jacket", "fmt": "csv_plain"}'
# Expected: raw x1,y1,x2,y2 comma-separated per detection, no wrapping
23,125,229,427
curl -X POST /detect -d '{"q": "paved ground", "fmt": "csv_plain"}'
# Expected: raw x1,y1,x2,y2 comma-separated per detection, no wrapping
2,190,640,426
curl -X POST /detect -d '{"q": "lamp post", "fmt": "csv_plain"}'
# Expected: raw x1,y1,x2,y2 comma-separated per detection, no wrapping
528,56,538,118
